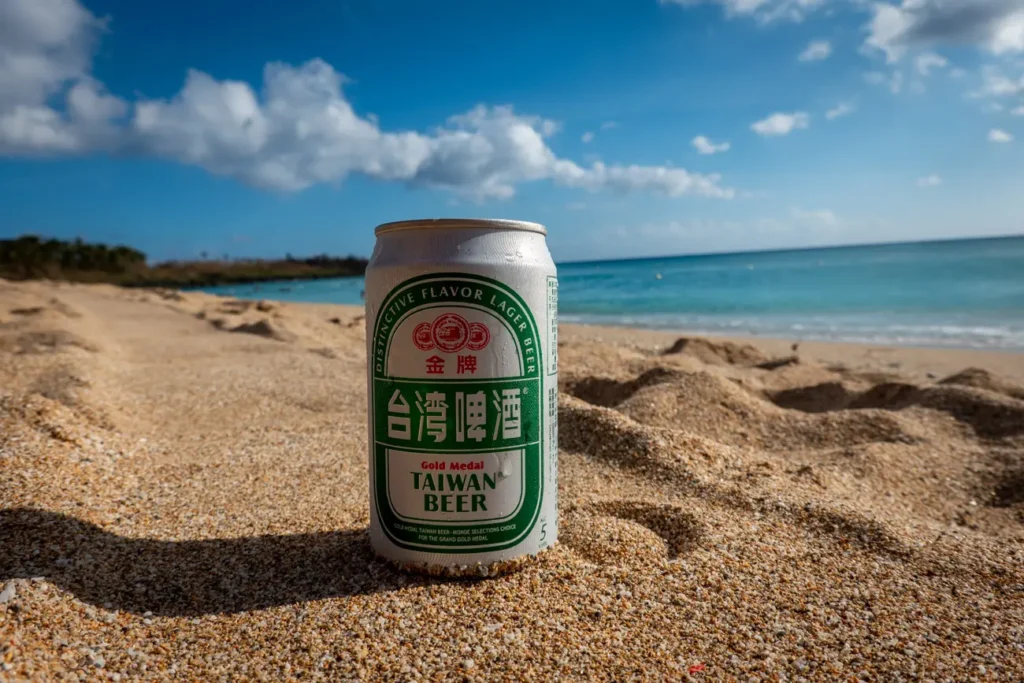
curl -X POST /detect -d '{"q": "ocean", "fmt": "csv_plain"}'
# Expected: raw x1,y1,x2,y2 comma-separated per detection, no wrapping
202,235,1024,351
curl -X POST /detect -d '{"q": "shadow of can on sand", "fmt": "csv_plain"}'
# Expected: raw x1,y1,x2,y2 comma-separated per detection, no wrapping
0,509,439,617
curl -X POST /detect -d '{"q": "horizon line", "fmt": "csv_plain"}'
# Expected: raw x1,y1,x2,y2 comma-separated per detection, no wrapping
556,231,1024,267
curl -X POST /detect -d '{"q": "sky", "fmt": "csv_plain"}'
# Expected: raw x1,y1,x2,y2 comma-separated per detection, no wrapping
0,0,1022,262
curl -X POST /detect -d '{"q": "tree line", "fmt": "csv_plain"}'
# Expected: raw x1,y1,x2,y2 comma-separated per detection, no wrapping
0,235,367,287
0,235,146,278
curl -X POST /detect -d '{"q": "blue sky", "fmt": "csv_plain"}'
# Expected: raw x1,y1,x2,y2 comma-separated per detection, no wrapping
0,0,1022,262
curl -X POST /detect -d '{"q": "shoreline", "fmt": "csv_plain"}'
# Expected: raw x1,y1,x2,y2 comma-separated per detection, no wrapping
210,295,1023,382
560,321,1024,383
198,284,1024,355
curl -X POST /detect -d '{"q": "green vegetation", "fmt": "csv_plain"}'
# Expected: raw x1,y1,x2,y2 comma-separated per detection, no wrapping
0,235,367,288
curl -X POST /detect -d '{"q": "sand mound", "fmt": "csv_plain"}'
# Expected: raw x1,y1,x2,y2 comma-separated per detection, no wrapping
587,500,706,559
992,468,1024,507
1,287,101,355
563,367,685,407
9,306,46,316
560,513,673,567
2,280,1022,680
770,380,856,412
0,329,98,354
770,380,1024,441
228,318,297,342
590,368,922,452
661,336,767,365
940,366,1024,400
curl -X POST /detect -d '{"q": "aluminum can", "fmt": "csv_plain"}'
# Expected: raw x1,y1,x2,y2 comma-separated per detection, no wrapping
366,218,558,575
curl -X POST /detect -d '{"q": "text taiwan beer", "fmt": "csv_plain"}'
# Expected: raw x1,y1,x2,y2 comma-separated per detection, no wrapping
366,219,558,575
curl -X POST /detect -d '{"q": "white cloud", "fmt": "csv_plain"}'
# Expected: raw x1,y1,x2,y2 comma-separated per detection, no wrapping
658,0,829,23
751,111,810,136
0,0,126,154
914,51,949,76
792,207,839,227
864,3,916,62
581,131,595,143
971,65,1024,98
553,160,734,198
1012,105,1024,114
864,1,1024,62
600,121,619,130
0,0,735,201
917,174,942,186
692,134,731,154
825,102,855,119
131,67,734,198
132,61,436,193
990,8,1024,53
798,40,833,61
0,0,99,107
665,0,1024,62
865,69,904,93
989,127,1014,142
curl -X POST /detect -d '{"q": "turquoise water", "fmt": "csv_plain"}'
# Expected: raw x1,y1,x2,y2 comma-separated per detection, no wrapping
203,236,1024,350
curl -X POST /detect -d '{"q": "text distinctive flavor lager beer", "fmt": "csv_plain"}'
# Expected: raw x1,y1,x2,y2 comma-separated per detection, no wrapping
366,219,558,575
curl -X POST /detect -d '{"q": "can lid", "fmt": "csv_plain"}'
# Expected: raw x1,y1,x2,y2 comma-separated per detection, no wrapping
374,218,547,236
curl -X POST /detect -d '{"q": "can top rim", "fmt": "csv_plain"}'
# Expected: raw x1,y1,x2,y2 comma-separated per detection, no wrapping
374,218,547,236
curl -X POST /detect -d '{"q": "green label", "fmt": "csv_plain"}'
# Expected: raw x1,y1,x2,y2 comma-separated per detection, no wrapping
371,273,544,552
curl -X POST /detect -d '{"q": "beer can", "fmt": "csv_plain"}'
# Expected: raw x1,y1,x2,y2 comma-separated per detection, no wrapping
365,218,558,575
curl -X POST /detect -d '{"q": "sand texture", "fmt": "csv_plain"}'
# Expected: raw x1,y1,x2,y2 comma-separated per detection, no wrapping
2,279,1023,681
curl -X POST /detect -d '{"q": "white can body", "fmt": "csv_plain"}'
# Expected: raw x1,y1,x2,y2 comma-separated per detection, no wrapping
365,219,558,573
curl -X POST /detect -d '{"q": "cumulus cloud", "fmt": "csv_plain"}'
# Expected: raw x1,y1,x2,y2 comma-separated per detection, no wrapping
825,102,855,120
0,0,734,200
581,131,595,143
131,61,436,193
917,174,942,186
991,6,1024,53
691,135,731,154
130,65,734,199
751,111,810,136
864,1,1024,62
914,51,949,76
0,0,126,154
658,0,829,23
0,0,99,106
1012,105,1024,115
798,40,833,61
989,127,1014,142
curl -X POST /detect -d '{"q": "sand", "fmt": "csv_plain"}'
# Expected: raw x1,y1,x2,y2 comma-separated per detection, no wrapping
1,278,1022,681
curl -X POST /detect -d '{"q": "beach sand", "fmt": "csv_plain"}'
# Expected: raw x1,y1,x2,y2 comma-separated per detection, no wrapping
2,279,1022,680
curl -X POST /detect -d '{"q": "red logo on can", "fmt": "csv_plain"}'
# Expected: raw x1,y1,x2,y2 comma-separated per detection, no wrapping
412,322,434,351
467,322,490,351
430,314,471,353
411,315,490,353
